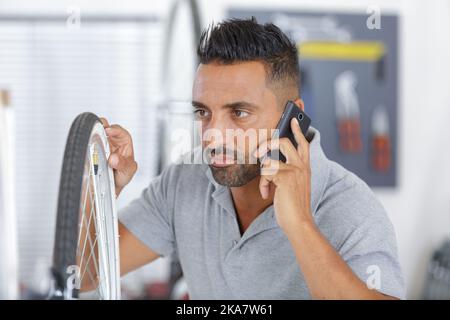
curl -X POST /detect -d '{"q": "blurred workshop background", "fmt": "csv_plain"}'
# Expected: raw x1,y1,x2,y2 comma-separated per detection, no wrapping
0,0,449,300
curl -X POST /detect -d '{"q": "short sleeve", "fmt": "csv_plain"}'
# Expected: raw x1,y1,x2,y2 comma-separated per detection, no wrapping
339,217,406,299
118,165,177,258
315,173,406,299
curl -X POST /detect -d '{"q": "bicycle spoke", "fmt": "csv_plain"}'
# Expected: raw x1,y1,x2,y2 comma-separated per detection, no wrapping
87,182,101,277
81,188,102,285
84,258,103,299
77,195,94,274
79,235,98,283
78,154,100,279
77,163,92,249
79,177,103,292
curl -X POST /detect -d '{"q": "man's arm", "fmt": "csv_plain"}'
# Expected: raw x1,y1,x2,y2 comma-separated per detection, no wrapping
257,118,398,300
287,222,397,300
80,222,160,292
118,222,160,276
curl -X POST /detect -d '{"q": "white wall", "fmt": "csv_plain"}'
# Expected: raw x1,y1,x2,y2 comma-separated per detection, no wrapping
1,0,449,299
377,0,450,298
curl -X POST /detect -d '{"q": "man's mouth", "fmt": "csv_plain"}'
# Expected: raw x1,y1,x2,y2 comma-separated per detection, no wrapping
210,154,235,167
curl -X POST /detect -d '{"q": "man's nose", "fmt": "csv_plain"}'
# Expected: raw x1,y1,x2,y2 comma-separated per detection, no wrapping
204,116,234,145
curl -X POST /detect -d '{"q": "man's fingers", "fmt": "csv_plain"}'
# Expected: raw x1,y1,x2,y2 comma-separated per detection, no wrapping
258,159,290,199
104,125,134,160
100,117,110,128
105,126,133,153
254,137,300,165
260,158,290,175
100,119,129,142
259,175,272,199
108,153,120,169
108,153,136,173
105,125,131,140
105,126,123,138
278,138,300,165
254,139,279,160
105,125,123,135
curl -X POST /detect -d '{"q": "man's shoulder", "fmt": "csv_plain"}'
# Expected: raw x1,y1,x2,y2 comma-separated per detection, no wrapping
308,127,386,224
318,158,390,227
315,159,399,254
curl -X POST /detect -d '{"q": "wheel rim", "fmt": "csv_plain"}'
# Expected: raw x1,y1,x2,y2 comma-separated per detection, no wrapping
75,122,120,300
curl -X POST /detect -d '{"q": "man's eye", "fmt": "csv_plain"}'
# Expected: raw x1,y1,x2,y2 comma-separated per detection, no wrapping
194,109,209,118
233,109,249,118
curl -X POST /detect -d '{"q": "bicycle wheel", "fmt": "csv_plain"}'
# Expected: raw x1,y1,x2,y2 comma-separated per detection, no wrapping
52,112,120,300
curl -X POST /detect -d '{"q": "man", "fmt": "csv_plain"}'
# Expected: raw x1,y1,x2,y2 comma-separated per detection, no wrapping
100,18,405,299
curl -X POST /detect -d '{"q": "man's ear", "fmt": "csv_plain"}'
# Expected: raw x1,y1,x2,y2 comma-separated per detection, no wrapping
293,98,305,111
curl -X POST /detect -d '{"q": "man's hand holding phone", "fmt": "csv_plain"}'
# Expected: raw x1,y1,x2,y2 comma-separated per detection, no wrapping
255,117,313,239
100,117,138,197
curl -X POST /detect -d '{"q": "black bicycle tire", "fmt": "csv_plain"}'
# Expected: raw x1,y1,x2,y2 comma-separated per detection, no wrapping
52,112,100,297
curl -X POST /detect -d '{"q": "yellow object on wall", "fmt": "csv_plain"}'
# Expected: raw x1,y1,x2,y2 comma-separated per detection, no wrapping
299,41,386,62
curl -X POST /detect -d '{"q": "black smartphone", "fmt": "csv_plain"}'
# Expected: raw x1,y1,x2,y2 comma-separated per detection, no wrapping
264,100,311,163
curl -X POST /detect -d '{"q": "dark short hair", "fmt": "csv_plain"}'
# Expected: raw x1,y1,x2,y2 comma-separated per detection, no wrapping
197,17,300,93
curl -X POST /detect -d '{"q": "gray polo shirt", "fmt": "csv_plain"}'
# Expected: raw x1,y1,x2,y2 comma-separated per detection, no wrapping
119,128,405,299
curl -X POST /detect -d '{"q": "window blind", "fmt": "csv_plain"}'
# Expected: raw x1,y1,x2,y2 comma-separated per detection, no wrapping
0,16,164,287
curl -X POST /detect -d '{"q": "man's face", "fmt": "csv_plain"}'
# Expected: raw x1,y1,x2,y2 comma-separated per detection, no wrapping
192,61,282,187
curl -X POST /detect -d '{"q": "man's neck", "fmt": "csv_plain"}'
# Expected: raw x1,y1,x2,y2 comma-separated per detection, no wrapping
230,175,275,235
